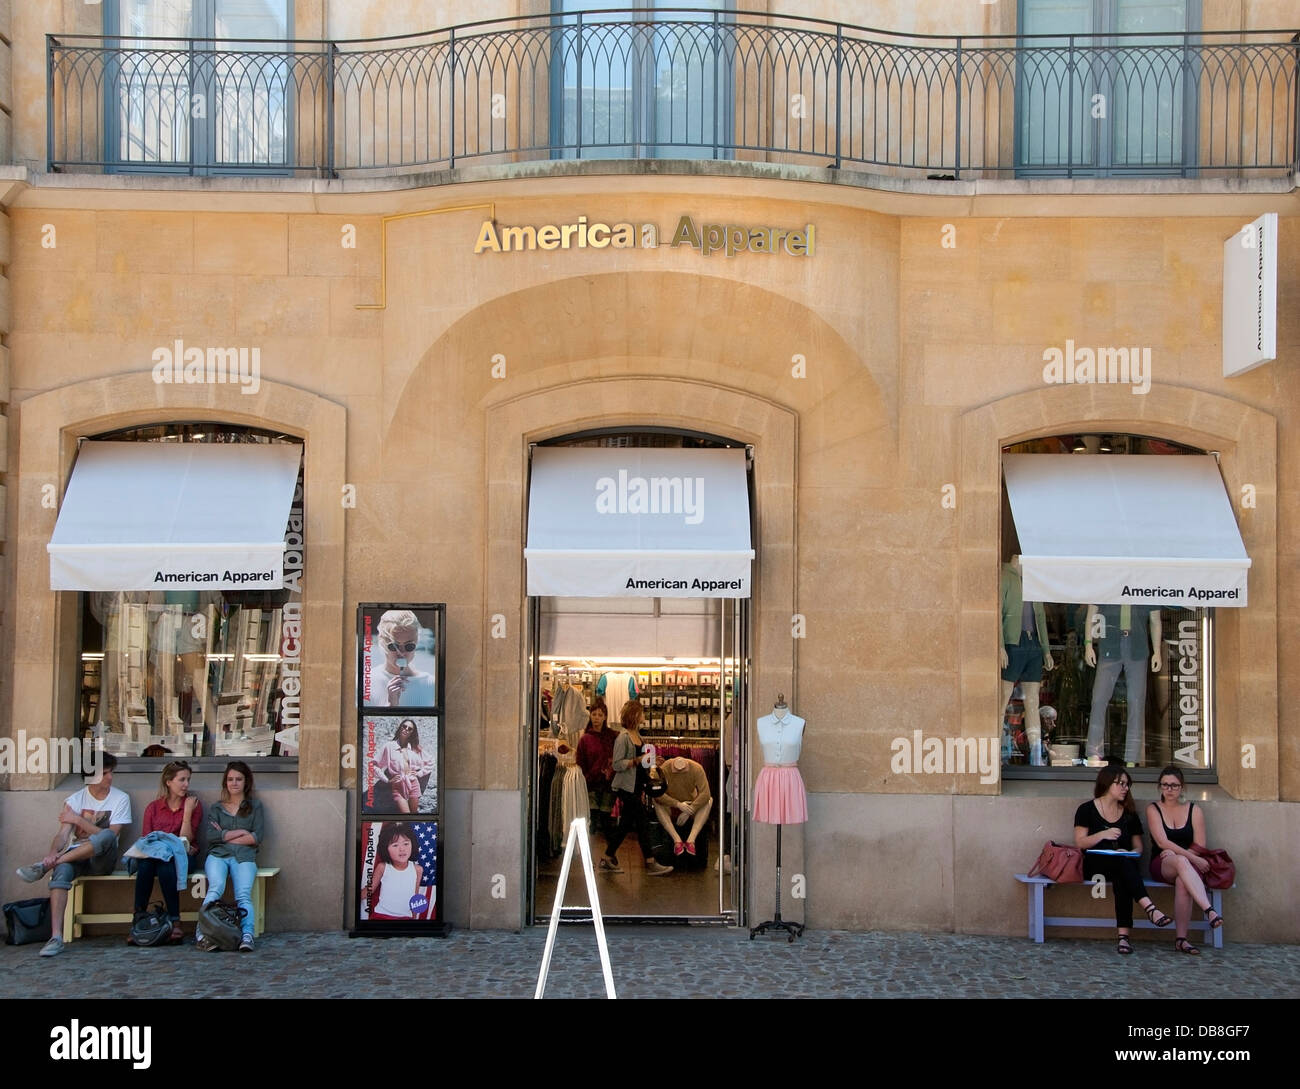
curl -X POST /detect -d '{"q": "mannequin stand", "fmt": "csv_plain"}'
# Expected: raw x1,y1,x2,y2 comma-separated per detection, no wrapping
749,824,804,942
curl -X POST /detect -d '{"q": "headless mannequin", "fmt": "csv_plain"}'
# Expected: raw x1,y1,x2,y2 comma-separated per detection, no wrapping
750,695,806,942
1084,604,1162,765
1000,555,1054,766
653,756,713,847
755,703,805,769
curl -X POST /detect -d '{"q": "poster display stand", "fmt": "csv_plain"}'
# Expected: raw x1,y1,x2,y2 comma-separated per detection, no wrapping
349,603,449,938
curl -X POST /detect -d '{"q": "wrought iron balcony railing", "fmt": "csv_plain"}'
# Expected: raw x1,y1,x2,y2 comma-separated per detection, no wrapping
46,9,1300,179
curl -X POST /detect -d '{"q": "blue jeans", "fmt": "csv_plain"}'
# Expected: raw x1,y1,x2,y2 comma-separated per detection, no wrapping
48,828,119,890
203,856,256,938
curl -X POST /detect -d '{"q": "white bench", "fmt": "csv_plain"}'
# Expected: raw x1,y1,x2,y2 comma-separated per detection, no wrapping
1015,873,1228,948
63,867,280,942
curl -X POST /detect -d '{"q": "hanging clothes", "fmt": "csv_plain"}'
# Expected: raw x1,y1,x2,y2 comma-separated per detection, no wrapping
596,671,637,727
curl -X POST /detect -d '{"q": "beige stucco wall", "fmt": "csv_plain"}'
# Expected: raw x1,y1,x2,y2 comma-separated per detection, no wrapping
0,161,1295,933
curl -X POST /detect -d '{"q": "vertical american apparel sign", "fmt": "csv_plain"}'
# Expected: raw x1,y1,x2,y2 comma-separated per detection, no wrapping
1222,212,1277,378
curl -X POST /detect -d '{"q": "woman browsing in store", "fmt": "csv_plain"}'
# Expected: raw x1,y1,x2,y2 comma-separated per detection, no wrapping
130,760,202,945
601,700,673,877
1074,764,1172,954
198,761,264,952
1146,765,1224,954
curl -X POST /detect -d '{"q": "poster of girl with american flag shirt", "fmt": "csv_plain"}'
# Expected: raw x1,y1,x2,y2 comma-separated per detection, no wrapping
359,820,438,921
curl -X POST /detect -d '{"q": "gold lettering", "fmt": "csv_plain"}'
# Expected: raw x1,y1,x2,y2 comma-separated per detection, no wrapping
771,228,788,252
537,224,561,250
589,223,611,248
611,223,635,248
805,224,815,256
785,230,806,256
670,215,701,249
749,228,771,253
474,220,501,254
561,223,578,249
502,225,536,250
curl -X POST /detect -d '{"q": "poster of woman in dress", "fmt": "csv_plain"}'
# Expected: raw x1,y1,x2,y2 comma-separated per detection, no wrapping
359,820,438,922
359,606,440,709
361,716,438,815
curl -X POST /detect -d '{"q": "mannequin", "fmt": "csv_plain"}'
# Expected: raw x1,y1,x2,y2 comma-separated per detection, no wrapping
1000,555,1054,766
549,678,590,851
653,756,713,855
750,695,807,942
1084,604,1162,766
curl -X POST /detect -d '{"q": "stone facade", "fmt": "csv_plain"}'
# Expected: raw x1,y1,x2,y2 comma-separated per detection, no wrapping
0,1,1296,940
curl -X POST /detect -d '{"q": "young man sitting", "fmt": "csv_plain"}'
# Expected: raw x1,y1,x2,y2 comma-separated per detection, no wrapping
15,751,132,957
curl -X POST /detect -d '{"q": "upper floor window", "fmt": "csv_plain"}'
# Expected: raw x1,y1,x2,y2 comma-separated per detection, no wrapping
551,1,734,159
107,0,291,173
1017,0,1198,175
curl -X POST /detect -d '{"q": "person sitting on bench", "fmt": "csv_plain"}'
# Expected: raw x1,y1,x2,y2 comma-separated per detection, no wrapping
15,752,131,958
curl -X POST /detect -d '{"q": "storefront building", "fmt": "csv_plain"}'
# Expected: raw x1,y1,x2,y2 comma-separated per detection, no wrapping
0,1,1297,941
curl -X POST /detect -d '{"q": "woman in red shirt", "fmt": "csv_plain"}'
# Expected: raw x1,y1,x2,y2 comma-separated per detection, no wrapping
131,760,202,944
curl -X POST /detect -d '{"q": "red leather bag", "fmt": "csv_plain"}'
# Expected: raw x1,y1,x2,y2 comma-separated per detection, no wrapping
1190,844,1236,889
1028,841,1084,883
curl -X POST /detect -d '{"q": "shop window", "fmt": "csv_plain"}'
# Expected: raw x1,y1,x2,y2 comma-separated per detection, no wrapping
104,0,292,173
1000,434,1219,778
76,424,304,761
550,0,735,159
1017,0,1198,175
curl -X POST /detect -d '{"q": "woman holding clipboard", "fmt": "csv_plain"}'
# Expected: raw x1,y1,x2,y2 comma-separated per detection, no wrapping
1074,764,1172,954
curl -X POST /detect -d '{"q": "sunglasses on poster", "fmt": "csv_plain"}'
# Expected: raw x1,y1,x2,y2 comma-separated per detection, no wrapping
386,641,417,653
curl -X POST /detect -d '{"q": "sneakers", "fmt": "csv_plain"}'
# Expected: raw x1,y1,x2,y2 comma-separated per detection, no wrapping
644,860,674,876
39,936,64,957
598,856,623,873
238,936,254,952
194,936,220,952
16,862,48,883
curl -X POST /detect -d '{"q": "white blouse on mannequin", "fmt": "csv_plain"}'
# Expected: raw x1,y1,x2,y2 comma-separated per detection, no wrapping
756,710,805,765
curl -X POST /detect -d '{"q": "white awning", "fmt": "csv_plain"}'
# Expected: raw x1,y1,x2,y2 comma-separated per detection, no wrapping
1003,454,1250,608
525,447,754,597
49,441,302,592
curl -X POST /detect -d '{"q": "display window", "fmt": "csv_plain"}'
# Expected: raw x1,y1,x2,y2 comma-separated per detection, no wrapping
74,424,304,761
1000,434,1227,776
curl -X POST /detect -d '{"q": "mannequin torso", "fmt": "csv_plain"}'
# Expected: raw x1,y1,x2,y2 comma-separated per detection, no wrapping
756,710,805,766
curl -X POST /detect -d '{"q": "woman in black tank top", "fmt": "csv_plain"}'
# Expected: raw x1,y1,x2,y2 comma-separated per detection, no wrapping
1146,765,1223,954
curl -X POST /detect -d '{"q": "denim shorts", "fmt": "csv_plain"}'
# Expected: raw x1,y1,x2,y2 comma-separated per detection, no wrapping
48,828,119,890
1002,631,1045,683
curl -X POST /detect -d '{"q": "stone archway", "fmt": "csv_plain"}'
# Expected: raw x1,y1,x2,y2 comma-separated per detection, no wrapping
960,384,1278,800
9,374,347,789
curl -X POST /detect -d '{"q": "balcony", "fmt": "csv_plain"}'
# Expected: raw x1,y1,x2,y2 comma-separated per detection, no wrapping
46,8,1300,181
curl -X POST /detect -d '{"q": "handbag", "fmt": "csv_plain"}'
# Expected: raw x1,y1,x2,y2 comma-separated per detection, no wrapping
197,900,247,951
1027,840,1084,883
1190,843,1236,889
129,902,173,948
3,897,53,946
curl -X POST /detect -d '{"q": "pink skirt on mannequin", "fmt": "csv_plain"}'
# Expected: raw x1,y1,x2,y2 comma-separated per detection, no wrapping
752,764,808,825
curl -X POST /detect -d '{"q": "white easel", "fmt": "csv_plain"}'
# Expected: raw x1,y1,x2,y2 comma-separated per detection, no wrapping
534,817,617,999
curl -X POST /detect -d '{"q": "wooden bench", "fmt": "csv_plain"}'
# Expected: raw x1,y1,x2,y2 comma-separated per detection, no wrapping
63,868,280,942
1015,873,1228,948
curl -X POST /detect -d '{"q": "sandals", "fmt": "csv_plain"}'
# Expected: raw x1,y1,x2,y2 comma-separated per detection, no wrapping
1206,908,1224,930
1117,936,1133,955
1174,937,1200,955
1144,903,1173,928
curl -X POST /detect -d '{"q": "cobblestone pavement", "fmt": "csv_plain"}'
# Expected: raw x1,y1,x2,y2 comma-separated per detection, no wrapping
4,927,1299,999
